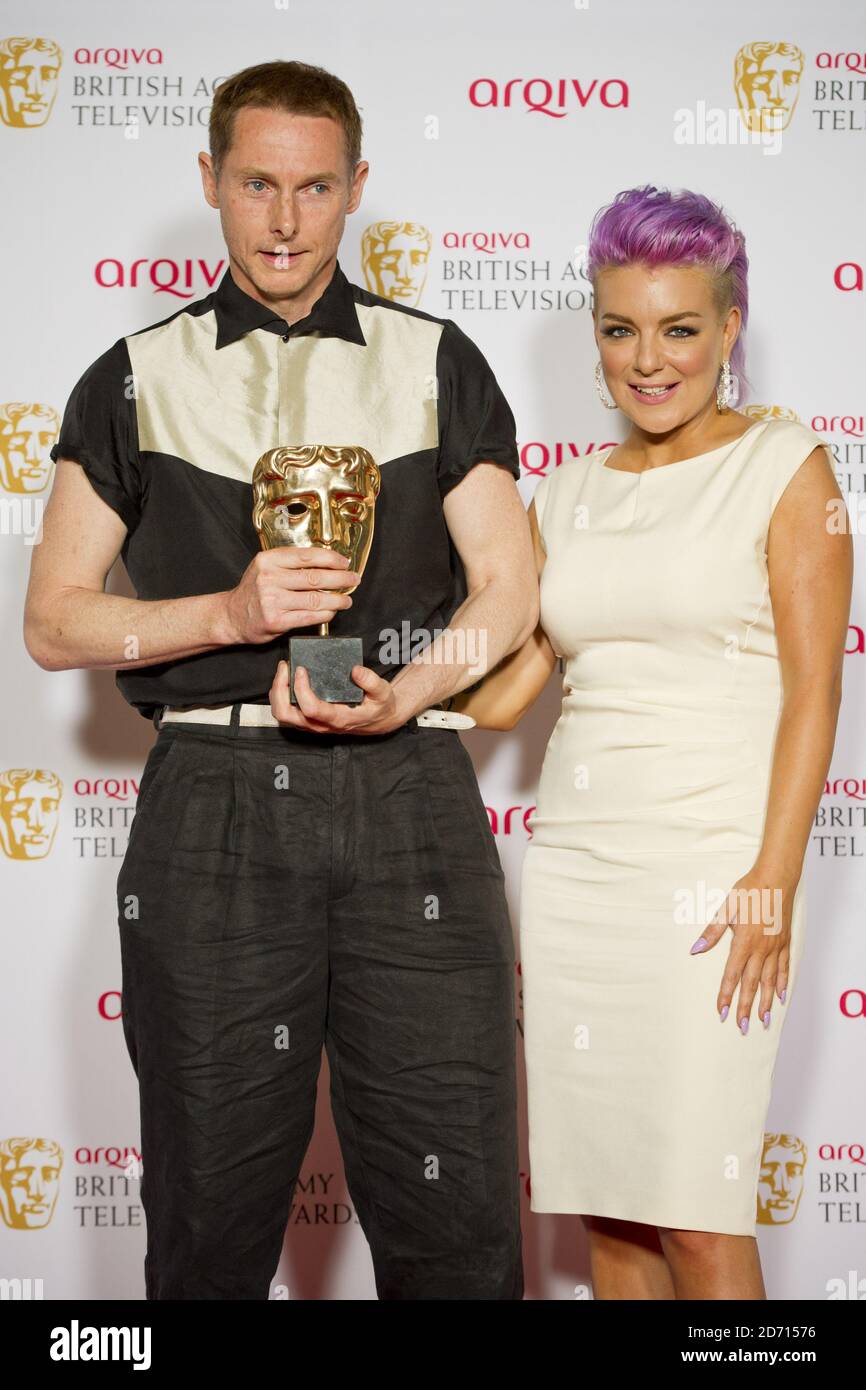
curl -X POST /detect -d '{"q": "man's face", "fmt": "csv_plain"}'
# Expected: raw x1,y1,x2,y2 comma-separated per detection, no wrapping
200,107,368,310
0,410,58,493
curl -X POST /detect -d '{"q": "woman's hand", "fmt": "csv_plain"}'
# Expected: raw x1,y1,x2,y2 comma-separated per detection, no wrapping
268,660,404,734
689,867,798,1032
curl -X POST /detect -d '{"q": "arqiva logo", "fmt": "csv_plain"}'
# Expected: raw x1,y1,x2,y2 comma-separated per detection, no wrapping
824,777,866,800
94,257,225,298
98,992,122,1021
485,804,535,836
834,262,863,292
840,990,866,1019
73,47,163,68
469,76,628,116
74,776,140,800
812,414,864,436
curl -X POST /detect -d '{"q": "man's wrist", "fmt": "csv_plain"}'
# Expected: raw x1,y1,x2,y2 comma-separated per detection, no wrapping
208,591,240,648
389,663,472,726
389,678,433,727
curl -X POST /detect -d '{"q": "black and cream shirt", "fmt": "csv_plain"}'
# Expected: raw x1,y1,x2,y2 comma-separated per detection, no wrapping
50,260,521,720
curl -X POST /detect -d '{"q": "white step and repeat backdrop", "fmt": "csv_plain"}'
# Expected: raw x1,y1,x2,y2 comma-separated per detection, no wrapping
2,0,864,1301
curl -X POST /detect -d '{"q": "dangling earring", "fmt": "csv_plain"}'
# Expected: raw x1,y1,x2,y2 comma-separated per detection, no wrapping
716,359,737,412
595,360,617,410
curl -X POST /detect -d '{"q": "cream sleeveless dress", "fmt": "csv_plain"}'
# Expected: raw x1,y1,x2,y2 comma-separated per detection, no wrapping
519,417,832,1235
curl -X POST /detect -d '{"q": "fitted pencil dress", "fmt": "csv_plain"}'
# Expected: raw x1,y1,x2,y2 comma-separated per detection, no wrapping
519,417,833,1235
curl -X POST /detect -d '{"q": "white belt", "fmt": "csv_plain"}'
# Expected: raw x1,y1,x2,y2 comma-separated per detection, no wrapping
158,702,475,730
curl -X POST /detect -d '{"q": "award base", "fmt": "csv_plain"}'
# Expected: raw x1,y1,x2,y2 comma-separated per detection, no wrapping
289,636,364,705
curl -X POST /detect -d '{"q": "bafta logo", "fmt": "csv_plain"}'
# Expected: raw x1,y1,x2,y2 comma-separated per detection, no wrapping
0,769,62,859
0,37,62,128
743,404,800,422
362,221,432,306
757,1132,806,1225
735,42,804,134
252,445,380,704
0,1137,63,1229
0,402,59,493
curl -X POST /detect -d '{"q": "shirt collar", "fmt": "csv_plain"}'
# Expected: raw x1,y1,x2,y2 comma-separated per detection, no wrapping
213,259,367,350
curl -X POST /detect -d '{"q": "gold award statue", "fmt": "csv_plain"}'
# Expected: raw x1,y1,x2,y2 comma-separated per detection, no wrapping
252,444,381,704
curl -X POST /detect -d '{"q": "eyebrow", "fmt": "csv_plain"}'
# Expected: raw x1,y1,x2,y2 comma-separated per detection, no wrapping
236,168,341,183
600,311,705,326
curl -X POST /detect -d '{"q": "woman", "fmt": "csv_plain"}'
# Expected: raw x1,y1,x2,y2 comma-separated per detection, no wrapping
452,186,852,1299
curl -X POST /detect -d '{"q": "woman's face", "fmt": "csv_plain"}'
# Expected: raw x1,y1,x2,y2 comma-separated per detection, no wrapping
593,263,740,431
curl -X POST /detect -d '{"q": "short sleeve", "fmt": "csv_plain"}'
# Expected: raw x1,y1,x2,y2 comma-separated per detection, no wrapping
768,421,834,518
49,338,142,532
435,319,520,499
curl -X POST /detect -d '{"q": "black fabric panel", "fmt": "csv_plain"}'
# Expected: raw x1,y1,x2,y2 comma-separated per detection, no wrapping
435,319,521,499
49,338,142,533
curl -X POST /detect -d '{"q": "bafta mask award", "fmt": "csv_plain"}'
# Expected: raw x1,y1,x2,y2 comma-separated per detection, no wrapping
252,445,381,704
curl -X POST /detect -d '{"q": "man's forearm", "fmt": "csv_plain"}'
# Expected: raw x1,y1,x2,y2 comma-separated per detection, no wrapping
26,586,235,672
388,576,537,721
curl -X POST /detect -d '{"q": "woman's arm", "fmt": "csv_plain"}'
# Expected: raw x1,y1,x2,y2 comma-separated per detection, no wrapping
753,444,853,886
451,497,559,729
691,444,854,1029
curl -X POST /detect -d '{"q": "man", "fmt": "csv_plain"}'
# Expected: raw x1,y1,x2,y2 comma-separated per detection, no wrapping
24,60,536,1300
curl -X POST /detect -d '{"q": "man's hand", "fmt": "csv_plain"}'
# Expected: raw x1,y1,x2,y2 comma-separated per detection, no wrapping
220,547,360,645
268,660,407,735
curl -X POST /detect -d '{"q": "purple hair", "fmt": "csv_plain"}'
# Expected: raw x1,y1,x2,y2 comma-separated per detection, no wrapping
586,185,749,391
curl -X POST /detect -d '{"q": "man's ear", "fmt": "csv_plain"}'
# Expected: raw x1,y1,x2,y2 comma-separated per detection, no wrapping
346,160,369,215
198,151,219,209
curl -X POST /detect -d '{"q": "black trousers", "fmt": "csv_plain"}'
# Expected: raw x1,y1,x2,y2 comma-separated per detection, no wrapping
117,707,524,1299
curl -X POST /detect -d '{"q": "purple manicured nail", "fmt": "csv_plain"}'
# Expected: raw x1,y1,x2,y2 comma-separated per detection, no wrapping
690,937,708,954
780,989,787,1004
719,1004,729,1021
740,1017,749,1035
762,1010,771,1028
